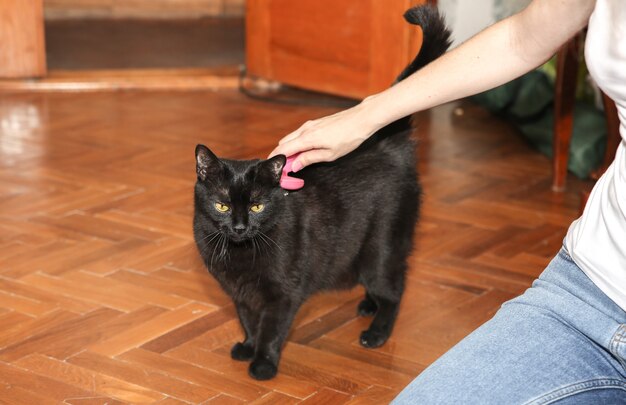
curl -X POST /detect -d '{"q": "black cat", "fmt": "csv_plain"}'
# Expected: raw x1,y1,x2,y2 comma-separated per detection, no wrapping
194,5,451,380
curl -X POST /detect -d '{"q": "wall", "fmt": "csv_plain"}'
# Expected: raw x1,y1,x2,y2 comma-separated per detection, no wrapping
438,0,531,46
44,0,245,19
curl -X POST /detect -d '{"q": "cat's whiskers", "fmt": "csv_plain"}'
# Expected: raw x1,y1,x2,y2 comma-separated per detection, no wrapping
254,234,279,262
203,232,221,247
258,231,283,253
224,239,230,260
217,234,225,261
197,231,222,259
251,236,258,268
210,233,225,269
218,233,230,262
255,233,272,254
196,231,219,249
200,230,220,243
209,235,218,269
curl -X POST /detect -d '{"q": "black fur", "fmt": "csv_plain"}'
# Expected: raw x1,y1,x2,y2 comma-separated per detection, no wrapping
193,5,450,380
396,5,452,83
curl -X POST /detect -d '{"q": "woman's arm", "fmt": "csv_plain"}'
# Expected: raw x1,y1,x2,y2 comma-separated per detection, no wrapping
270,0,595,172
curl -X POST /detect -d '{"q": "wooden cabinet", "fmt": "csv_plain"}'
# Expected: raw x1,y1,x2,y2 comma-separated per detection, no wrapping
0,0,47,78
246,0,427,99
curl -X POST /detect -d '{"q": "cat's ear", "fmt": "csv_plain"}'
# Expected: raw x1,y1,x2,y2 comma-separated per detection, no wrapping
257,155,286,184
195,144,221,181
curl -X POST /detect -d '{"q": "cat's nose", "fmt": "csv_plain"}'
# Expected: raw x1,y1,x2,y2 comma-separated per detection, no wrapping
233,224,247,234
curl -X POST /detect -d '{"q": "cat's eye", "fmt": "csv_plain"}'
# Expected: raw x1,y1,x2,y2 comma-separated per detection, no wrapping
214,202,230,213
250,204,265,213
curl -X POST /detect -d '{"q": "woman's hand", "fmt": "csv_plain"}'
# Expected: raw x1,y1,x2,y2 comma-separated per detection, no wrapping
268,97,385,172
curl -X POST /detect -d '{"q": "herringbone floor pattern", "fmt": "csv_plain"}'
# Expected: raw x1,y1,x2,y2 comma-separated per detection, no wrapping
0,90,586,404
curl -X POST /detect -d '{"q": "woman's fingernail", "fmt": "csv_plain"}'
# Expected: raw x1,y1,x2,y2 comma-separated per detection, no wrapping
291,160,303,172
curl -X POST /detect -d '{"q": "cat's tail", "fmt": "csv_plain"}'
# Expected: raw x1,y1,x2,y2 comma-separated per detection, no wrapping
395,5,452,82
359,5,451,146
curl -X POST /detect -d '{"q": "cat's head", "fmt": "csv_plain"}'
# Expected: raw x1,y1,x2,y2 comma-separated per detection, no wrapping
194,144,287,243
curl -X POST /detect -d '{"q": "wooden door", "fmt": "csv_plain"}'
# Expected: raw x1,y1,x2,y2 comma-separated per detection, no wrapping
246,0,427,99
0,0,47,78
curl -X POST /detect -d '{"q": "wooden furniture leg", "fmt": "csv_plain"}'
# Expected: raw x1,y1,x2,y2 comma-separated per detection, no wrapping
552,35,580,192
590,93,622,179
581,93,621,212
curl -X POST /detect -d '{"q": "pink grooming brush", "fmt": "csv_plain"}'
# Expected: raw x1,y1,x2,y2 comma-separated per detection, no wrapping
280,154,304,190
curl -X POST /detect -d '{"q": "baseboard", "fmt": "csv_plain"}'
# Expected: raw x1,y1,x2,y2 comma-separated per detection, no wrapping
0,67,240,92
44,0,244,20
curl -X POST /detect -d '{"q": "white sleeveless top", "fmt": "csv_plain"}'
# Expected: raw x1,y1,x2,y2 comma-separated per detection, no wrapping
564,0,626,310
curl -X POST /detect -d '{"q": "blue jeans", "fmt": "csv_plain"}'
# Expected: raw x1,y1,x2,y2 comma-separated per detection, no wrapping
392,249,626,404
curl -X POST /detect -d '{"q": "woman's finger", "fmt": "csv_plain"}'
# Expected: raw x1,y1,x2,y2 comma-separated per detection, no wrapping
278,127,304,145
269,140,304,159
269,126,306,157
269,133,319,159
291,149,332,172
267,145,282,158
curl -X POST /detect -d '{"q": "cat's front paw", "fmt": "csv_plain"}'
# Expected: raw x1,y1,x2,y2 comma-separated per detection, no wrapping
231,342,254,361
249,358,278,380
359,329,389,348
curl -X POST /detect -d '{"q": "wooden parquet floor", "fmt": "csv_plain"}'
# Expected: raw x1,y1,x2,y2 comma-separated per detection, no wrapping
0,90,587,404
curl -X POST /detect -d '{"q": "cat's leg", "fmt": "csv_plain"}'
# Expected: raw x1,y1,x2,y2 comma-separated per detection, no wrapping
359,259,407,349
231,302,260,361
357,292,378,316
359,292,402,348
359,191,416,348
248,299,300,380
